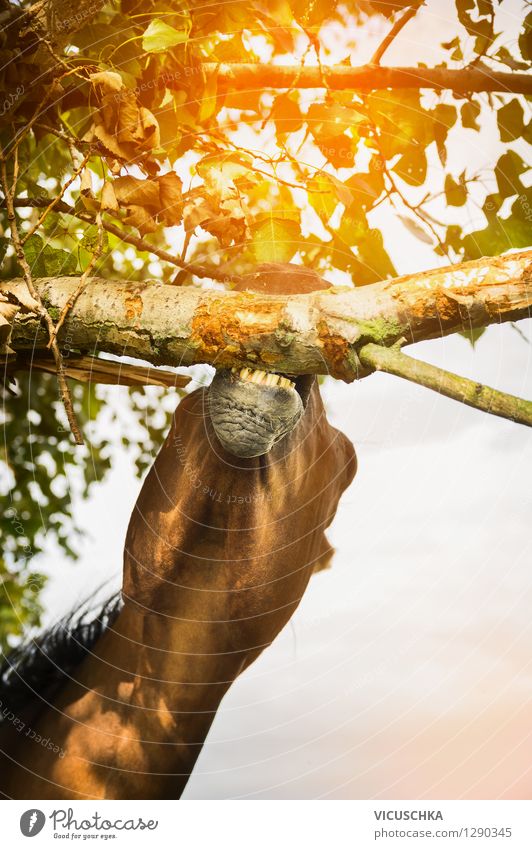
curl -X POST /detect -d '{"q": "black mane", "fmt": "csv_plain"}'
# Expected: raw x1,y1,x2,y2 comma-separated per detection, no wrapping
0,592,122,723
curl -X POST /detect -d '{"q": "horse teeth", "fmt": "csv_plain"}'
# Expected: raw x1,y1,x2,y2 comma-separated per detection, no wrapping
234,367,294,388
279,376,295,389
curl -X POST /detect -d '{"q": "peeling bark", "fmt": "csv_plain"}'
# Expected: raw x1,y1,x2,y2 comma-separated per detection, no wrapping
9,250,532,382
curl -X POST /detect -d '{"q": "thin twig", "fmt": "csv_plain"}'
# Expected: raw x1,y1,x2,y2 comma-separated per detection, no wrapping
0,66,91,160
10,198,75,212
100,216,240,285
371,1,425,66
371,134,452,260
358,342,532,427
0,156,84,443
21,152,91,244
48,211,104,346
5,198,242,284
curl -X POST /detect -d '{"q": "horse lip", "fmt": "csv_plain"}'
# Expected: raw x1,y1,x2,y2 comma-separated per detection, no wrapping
207,369,305,457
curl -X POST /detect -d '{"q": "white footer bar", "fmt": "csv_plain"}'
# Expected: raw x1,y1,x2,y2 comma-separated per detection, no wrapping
3,800,532,848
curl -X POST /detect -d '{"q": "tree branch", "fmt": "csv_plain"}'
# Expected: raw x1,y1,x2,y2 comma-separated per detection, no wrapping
7,197,242,285
210,63,532,95
371,1,425,66
8,352,191,389
47,210,104,345
0,155,84,443
358,343,532,427
9,251,531,389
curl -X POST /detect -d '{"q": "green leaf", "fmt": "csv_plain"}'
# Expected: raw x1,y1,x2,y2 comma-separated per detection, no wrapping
23,234,46,273
461,100,481,130
338,207,369,246
0,236,9,266
473,18,496,55
482,192,503,221
368,91,429,158
197,152,253,182
271,92,303,136
456,0,479,36
360,229,396,280
142,19,190,53
494,45,529,71
459,189,532,259
394,147,427,187
308,173,338,223
495,150,527,199
398,215,434,244
307,102,366,139
445,173,467,206
460,326,486,347
44,247,78,276
518,11,532,61
250,216,300,263
80,225,108,253
23,234,77,276
432,103,457,166
497,99,526,143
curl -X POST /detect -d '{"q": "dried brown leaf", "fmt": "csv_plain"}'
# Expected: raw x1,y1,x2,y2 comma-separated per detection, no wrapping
113,176,160,209
101,181,119,211
157,171,183,226
123,204,157,235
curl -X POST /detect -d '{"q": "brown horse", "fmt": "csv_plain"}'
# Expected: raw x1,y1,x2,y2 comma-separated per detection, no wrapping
0,265,356,799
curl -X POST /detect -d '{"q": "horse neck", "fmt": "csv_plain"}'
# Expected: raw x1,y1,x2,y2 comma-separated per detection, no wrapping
2,381,355,800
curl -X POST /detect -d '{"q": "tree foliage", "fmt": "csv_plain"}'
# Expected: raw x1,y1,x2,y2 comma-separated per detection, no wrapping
0,0,530,644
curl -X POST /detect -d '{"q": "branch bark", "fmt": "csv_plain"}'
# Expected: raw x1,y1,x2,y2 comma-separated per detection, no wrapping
9,250,532,383
210,63,532,95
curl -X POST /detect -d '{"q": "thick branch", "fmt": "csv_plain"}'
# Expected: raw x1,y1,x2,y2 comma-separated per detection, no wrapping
9,251,532,384
358,343,532,427
211,63,532,95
